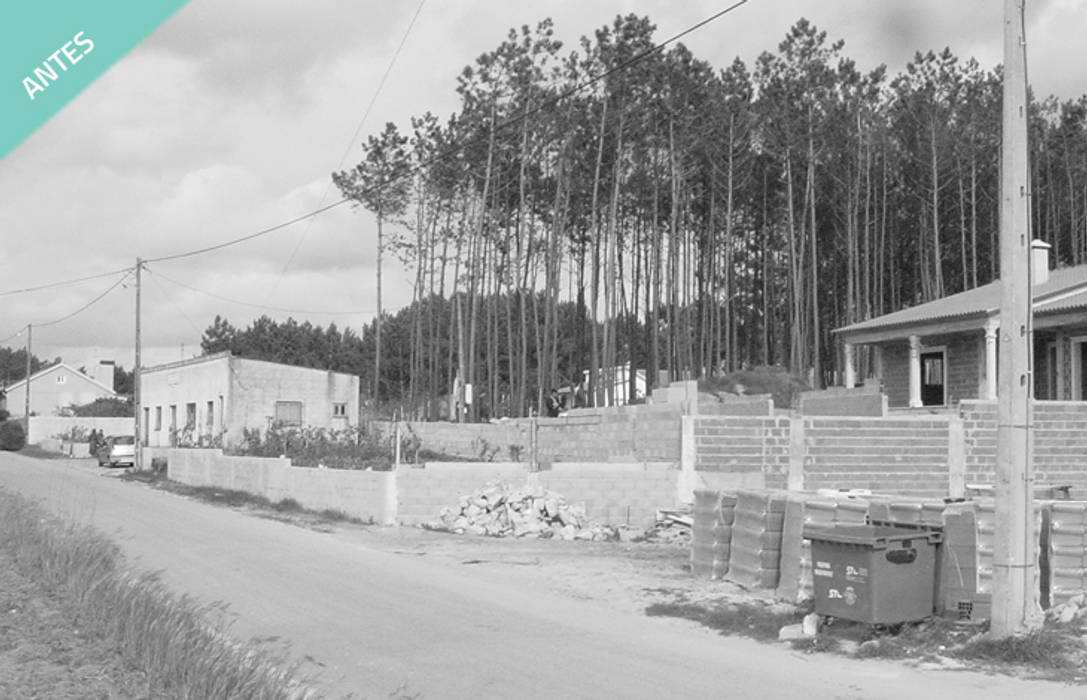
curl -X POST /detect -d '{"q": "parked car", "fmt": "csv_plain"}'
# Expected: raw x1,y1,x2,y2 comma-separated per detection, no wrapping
97,435,135,468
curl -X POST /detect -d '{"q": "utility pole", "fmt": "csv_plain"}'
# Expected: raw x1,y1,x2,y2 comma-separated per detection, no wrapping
23,323,31,435
134,258,143,471
992,0,1042,637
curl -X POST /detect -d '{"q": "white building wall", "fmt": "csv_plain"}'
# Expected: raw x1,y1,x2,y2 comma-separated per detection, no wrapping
139,354,360,449
4,365,115,417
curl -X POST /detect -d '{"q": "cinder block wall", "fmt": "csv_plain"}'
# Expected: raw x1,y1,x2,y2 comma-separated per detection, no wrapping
537,462,679,529
154,448,394,524
693,417,791,490
803,417,952,497
395,462,529,525
962,400,1087,493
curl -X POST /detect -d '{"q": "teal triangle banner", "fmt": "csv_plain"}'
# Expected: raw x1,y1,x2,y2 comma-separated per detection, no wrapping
0,0,190,161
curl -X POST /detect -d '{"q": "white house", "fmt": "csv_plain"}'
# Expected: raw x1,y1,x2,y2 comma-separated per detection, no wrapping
138,352,360,448
582,362,648,407
2,361,118,417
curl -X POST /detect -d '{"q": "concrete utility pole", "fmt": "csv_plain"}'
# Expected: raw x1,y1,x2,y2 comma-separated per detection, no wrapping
134,258,143,471
991,0,1043,637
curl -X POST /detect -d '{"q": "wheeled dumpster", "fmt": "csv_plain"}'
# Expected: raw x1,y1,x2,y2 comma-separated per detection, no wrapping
803,523,942,624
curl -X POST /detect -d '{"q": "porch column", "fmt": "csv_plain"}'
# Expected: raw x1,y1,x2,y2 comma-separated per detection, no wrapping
909,335,922,408
984,319,999,400
843,342,856,388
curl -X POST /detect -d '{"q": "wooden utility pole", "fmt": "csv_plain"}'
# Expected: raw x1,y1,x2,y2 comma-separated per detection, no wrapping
23,324,31,434
991,0,1042,637
134,259,143,471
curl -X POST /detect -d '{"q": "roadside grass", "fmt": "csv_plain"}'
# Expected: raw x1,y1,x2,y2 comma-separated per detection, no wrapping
0,489,319,699
119,469,370,527
17,444,70,460
648,594,1087,682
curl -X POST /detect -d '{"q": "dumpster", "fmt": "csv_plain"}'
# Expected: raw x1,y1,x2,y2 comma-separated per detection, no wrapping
803,523,942,624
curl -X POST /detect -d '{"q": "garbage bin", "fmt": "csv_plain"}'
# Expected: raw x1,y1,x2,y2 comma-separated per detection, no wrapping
803,523,942,624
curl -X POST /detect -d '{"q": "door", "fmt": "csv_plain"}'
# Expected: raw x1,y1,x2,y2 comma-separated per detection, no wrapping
920,351,945,406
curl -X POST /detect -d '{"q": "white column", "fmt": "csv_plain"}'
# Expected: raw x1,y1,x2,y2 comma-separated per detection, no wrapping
909,335,922,408
843,342,856,388
985,319,999,400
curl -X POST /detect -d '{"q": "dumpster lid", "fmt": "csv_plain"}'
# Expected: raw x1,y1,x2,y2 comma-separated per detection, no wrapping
802,523,942,548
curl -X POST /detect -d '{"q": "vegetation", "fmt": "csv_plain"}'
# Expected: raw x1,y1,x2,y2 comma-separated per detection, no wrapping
0,418,27,451
198,15,1087,420
62,396,135,417
0,490,317,699
231,423,396,470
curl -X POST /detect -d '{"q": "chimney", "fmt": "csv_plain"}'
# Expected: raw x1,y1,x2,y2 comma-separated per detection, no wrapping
97,360,116,392
1032,239,1051,285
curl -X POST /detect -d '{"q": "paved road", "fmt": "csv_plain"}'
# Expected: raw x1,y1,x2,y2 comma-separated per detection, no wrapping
1,452,1083,699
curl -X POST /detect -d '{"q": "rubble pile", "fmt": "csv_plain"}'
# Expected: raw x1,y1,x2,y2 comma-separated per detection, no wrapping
427,481,620,541
1047,594,1087,625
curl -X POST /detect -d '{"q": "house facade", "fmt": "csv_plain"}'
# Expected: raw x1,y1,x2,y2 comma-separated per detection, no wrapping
835,241,1087,408
2,361,118,417
138,352,360,448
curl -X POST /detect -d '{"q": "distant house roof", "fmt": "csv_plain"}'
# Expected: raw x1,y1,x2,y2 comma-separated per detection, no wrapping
2,362,118,395
835,264,1087,343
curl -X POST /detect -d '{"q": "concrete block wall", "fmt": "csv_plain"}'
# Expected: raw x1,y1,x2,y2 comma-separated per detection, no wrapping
153,448,394,524
803,417,953,498
395,462,529,525
536,462,678,529
691,416,791,490
961,400,1087,496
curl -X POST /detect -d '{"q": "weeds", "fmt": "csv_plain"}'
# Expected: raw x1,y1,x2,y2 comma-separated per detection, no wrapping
953,627,1078,669
645,601,802,642
0,490,318,699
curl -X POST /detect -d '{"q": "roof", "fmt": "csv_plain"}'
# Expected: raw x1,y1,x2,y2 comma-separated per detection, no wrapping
836,264,1087,342
141,351,358,380
2,362,118,395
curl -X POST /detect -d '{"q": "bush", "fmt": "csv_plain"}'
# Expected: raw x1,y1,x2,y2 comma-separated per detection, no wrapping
0,420,27,451
229,424,393,470
699,366,811,409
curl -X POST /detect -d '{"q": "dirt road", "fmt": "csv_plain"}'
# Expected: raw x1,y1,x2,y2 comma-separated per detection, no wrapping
0,452,1081,699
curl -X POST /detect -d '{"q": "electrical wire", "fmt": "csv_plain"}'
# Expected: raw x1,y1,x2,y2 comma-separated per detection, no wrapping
269,0,428,299
148,267,374,316
34,269,134,329
0,266,134,297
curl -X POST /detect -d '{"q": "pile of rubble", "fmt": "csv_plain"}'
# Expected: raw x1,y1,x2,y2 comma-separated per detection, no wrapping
426,481,620,541
1048,594,1087,625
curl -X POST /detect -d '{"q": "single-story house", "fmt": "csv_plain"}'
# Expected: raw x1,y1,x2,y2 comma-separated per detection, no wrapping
835,240,1087,408
138,352,360,448
2,361,118,417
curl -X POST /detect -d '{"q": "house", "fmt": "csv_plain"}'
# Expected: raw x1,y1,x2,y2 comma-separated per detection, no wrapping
2,361,118,417
834,240,1087,408
138,352,360,448
582,362,648,407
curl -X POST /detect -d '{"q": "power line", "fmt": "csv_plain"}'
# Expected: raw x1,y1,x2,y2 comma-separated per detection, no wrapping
149,267,375,316
270,0,428,299
0,266,133,297
36,269,135,329
145,197,351,264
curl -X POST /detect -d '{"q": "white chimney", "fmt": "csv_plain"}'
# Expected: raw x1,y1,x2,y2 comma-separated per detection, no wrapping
1032,239,1051,285
96,360,116,391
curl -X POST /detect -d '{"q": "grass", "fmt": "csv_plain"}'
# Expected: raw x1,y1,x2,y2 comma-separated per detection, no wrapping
119,468,371,527
645,601,803,642
0,489,319,699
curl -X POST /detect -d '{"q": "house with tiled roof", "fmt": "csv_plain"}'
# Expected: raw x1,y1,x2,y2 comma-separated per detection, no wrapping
835,240,1087,408
2,361,118,417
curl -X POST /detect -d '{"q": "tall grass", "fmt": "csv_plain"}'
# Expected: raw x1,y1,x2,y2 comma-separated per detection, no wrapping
0,490,320,699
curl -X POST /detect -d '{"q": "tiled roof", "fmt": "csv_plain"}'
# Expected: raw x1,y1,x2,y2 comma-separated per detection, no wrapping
836,264,1087,337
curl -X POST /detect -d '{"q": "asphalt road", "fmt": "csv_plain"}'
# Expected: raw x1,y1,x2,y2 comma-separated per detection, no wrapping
1,451,1083,700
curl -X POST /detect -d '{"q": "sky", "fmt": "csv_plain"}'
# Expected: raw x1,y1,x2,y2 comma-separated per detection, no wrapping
1,0,1084,375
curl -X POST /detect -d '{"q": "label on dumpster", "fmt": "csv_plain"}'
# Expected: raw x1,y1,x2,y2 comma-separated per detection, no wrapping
827,586,858,606
814,560,833,578
845,565,868,583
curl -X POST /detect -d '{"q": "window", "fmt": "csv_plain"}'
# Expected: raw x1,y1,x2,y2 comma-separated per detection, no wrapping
185,403,196,430
274,401,303,426
333,402,347,418
154,406,162,431
56,374,66,384
206,400,214,434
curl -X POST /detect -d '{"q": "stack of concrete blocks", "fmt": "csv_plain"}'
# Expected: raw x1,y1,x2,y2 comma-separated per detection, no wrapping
1048,502,1087,606
775,494,869,604
971,500,1044,621
690,490,738,579
725,489,788,589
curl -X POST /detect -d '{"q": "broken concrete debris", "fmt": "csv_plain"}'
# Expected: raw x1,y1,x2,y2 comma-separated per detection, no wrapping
426,480,621,541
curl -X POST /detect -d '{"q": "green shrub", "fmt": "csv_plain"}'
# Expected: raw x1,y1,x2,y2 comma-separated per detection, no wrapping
0,420,27,451
699,366,811,409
